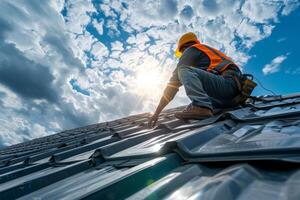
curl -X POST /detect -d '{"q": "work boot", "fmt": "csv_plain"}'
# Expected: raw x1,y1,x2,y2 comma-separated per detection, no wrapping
175,104,213,120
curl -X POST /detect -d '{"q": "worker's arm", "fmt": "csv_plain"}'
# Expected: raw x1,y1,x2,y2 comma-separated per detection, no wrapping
148,69,181,128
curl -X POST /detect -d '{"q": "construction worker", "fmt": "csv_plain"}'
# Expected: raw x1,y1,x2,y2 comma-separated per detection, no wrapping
148,32,242,128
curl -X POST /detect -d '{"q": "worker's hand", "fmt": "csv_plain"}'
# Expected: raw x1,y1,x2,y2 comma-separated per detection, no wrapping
148,113,159,129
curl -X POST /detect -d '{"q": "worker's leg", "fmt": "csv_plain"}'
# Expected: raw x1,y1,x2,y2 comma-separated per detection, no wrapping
178,65,239,109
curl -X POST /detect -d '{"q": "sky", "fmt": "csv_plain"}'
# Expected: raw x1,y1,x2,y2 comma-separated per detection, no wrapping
0,0,299,148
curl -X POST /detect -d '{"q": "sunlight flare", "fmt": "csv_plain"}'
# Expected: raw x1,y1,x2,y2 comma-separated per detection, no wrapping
134,66,166,98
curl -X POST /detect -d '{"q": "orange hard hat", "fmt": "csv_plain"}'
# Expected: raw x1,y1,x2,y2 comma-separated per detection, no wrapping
175,32,198,58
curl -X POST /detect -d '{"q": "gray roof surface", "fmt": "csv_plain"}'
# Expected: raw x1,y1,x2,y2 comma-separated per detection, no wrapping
1,93,300,199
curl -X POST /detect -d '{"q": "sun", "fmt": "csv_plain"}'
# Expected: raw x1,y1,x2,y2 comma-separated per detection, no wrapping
134,67,165,98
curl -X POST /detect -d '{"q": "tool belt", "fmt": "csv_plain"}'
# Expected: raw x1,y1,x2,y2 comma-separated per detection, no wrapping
232,74,257,105
221,68,257,106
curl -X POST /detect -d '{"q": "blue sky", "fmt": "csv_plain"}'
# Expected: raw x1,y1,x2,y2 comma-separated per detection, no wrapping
248,8,300,95
0,0,299,147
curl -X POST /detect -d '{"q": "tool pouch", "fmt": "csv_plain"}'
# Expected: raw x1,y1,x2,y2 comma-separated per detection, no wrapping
232,74,257,105
241,77,257,97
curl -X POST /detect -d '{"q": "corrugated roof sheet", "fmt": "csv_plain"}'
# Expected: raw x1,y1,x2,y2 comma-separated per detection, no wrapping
1,93,300,199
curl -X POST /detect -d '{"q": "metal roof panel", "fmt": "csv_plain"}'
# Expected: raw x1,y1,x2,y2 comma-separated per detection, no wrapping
0,93,300,199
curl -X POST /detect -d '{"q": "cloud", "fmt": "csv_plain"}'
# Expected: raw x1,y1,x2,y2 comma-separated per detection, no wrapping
277,37,287,43
179,5,194,23
0,19,58,103
0,0,97,147
92,18,104,35
262,54,288,75
0,42,58,103
0,0,299,147
281,0,300,15
284,67,300,75
241,1,281,23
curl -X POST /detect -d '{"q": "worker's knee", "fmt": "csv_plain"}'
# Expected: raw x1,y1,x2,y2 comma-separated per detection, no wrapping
178,65,207,75
178,65,188,77
178,65,193,76
178,65,195,84
178,64,204,78
178,64,193,70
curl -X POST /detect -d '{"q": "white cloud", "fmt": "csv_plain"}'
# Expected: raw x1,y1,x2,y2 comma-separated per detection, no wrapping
99,3,116,18
63,0,96,34
91,41,109,58
92,19,104,35
179,5,194,24
0,0,97,146
106,19,120,37
241,1,281,23
0,0,299,147
0,84,23,109
277,37,287,43
262,54,288,75
0,113,52,147
111,41,124,51
284,67,300,75
281,0,300,15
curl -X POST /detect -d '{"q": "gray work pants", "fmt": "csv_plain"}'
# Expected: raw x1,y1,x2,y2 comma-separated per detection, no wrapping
178,65,240,110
